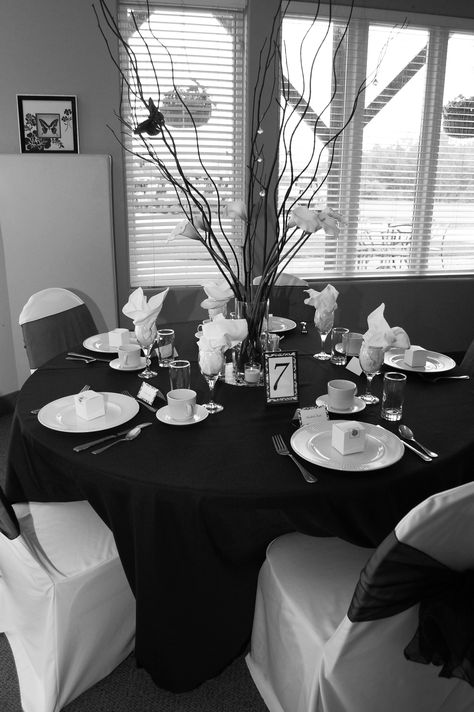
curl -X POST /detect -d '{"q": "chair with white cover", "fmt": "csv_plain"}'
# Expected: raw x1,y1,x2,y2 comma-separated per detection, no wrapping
246,482,474,712
19,288,97,370
252,273,309,287
0,486,136,712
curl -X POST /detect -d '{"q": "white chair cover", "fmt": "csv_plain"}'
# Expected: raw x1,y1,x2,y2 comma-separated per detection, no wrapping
19,288,85,324
246,483,474,712
0,498,136,712
252,273,309,286
19,288,97,370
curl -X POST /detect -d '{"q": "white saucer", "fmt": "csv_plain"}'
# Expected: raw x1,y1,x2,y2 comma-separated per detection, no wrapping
109,357,146,372
156,404,209,426
316,394,366,414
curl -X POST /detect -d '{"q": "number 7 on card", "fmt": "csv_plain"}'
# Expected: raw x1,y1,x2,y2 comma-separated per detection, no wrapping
264,351,299,405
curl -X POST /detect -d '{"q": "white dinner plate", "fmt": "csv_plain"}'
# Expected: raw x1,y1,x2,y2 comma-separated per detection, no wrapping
315,394,366,414
384,348,456,373
156,404,209,426
109,357,146,372
38,392,139,433
83,332,137,353
290,421,404,472
268,316,297,333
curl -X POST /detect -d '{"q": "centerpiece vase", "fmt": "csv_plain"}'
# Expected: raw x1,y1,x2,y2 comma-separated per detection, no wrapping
234,299,269,379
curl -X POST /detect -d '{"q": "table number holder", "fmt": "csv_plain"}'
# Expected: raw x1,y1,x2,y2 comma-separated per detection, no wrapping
264,351,299,405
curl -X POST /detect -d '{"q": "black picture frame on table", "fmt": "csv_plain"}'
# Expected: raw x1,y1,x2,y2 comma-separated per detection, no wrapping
264,351,299,405
17,95,79,154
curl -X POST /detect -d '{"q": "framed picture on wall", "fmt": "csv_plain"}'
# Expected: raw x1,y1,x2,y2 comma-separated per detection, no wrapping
17,94,79,153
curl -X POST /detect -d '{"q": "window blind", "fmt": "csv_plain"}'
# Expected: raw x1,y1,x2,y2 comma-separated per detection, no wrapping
280,10,474,279
118,2,245,287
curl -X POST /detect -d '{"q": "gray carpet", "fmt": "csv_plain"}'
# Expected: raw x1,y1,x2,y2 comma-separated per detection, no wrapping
0,413,267,711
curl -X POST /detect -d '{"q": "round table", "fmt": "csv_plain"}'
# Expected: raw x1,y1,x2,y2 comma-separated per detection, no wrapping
6,322,474,691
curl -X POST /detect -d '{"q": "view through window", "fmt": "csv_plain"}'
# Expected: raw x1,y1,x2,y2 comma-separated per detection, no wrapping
281,11,474,278
120,3,474,286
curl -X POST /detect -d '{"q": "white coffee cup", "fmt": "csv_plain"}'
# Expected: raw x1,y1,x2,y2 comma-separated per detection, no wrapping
167,388,197,421
118,344,141,368
327,379,357,411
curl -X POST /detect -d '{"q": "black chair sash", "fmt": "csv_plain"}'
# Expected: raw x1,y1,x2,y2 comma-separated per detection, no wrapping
0,486,20,540
22,304,97,369
348,530,474,686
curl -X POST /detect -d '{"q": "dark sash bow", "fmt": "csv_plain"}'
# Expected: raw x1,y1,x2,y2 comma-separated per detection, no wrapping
348,530,474,686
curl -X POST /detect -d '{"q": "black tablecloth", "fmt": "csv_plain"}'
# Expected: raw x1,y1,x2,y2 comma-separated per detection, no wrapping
6,323,474,691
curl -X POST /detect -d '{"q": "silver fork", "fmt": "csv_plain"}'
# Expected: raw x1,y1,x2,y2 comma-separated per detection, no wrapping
30,384,90,414
272,434,318,484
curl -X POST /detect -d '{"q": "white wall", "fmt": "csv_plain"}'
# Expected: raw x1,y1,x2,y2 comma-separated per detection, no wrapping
0,155,117,389
0,0,126,400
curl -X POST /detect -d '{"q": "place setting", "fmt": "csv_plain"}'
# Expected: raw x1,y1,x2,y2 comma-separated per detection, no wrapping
283,298,443,476
36,389,140,433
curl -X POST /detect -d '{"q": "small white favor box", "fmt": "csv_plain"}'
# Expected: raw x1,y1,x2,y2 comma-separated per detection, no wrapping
404,347,427,368
74,390,106,421
108,328,130,347
331,421,366,455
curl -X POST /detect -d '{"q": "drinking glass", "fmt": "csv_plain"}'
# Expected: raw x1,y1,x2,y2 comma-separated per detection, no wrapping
199,350,225,413
156,328,175,367
358,342,384,404
313,308,334,360
169,360,191,390
330,327,349,365
381,371,407,421
134,322,158,379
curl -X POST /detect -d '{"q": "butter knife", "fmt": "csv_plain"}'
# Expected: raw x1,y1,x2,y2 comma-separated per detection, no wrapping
67,352,111,363
73,422,153,452
402,440,432,462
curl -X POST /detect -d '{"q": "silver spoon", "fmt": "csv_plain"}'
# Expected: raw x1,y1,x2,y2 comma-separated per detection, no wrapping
399,424,438,458
91,425,144,454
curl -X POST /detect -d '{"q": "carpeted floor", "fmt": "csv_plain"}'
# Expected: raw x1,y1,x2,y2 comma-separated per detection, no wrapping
0,413,267,712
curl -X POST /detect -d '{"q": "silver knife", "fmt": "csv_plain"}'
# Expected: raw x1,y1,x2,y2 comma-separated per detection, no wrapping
402,440,432,462
73,422,153,452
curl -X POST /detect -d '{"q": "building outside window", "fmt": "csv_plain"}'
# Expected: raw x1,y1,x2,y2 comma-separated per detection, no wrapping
119,1,474,287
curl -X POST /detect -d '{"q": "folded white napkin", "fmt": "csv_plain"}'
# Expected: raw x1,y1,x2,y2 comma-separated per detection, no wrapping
122,287,169,327
199,314,248,348
304,284,339,313
363,303,410,351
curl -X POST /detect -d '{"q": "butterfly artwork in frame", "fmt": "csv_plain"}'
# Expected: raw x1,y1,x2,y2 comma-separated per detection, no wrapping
17,95,79,153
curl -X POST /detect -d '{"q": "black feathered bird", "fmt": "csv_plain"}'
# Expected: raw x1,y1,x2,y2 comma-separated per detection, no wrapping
134,98,165,136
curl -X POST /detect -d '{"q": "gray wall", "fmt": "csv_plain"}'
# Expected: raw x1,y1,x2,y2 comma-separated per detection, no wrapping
1,0,474,402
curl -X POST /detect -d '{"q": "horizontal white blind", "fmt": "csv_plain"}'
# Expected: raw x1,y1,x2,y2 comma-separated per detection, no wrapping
281,12,474,278
119,2,245,287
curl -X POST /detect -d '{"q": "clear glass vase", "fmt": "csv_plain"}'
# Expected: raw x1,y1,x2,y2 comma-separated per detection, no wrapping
234,299,269,383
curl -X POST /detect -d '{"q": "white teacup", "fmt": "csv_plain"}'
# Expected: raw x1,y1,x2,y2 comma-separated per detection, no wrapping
327,379,357,411
196,319,212,336
118,344,141,368
167,388,197,421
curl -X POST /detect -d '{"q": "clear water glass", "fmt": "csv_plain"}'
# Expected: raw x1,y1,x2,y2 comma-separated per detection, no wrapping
313,308,334,360
199,350,225,413
134,322,158,379
359,342,384,404
381,371,407,420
